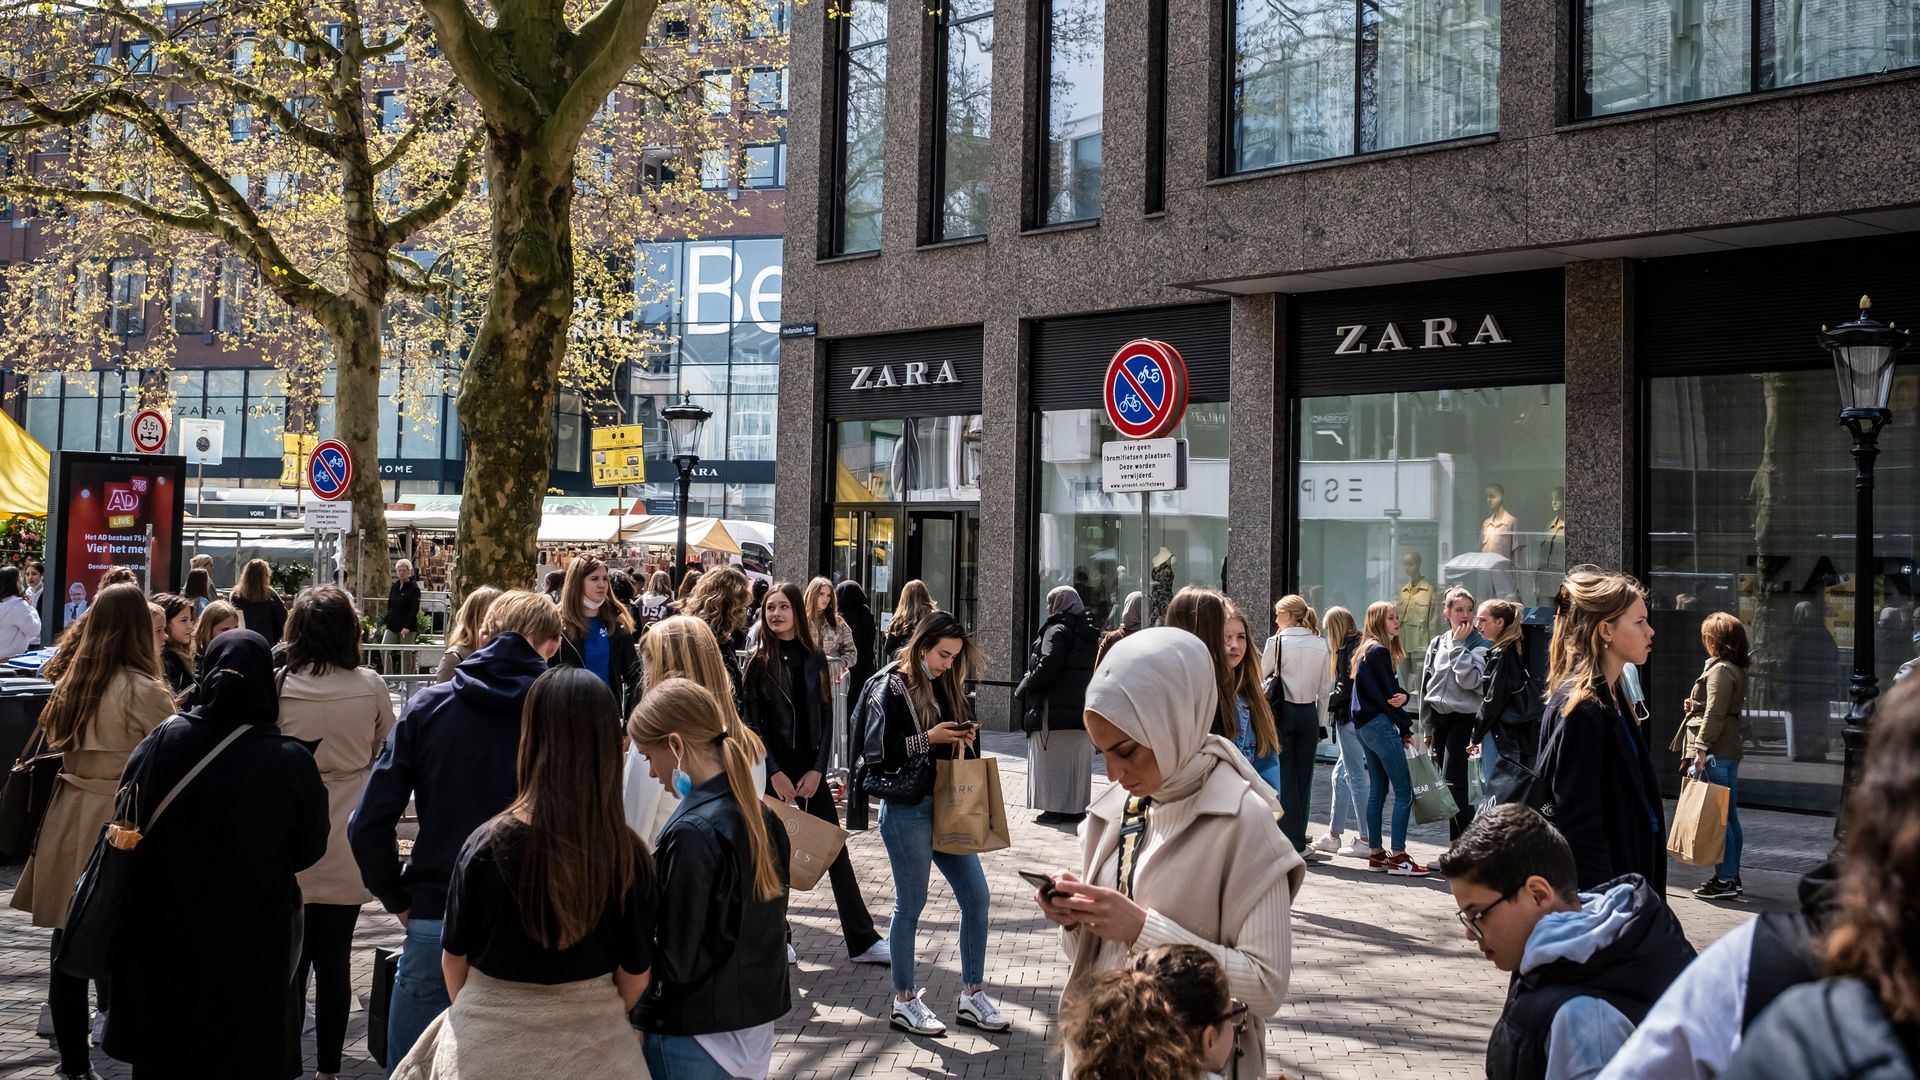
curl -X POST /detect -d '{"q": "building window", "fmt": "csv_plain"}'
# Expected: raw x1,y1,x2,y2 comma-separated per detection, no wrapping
743,143,786,188
1145,0,1169,213
1229,0,1500,171
832,0,888,254
703,71,734,114
746,67,788,111
127,40,154,73
170,264,206,334
699,148,730,190
932,0,994,240
1581,0,1920,116
230,103,251,141
108,258,146,336
1037,0,1103,224
231,36,254,75
377,90,404,131
217,256,249,334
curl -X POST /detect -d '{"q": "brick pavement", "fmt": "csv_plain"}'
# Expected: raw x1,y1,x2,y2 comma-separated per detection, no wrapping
0,737,1828,1080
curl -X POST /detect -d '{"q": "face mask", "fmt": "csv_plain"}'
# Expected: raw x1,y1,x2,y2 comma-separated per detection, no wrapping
920,659,935,681
583,596,603,613
670,741,693,797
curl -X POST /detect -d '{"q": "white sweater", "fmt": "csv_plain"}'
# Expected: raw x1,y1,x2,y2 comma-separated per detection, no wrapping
1261,627,1333,720
0,595,41,660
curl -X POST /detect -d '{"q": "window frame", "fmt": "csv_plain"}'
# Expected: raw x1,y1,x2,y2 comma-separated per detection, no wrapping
828,0,889,255
1031,0,1105,227
928,0,995,242
107,257,146,337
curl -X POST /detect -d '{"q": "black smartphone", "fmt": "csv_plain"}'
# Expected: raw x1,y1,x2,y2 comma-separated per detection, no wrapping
1018,869,1059,898
954,720,979,731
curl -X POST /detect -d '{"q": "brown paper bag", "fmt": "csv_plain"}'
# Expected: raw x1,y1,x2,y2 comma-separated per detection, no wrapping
931,746,1011,856
764,796,848,891
1666,775,1730,866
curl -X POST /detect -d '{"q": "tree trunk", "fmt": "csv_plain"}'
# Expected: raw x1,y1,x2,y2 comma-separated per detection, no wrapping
326,309,392,601
453,137,575,595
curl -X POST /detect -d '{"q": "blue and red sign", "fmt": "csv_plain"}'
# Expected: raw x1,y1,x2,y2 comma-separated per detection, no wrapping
1103,339,1190,440
308,439,353,502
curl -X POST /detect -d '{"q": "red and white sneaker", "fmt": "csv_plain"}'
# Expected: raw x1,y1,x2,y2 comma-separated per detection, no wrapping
1366,850,1390,872
1385,852,1431,877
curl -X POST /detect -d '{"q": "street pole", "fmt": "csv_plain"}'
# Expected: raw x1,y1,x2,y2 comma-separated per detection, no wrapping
1139,496,1153,629
673,455,696,589
1838,406,1888,838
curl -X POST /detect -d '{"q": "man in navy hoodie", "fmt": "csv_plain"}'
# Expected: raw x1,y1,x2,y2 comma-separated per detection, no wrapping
349,589,563,1071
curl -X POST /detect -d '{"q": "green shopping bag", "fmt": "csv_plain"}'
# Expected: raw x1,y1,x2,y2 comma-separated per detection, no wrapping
1407,749,1459,825
1468,755,1487,807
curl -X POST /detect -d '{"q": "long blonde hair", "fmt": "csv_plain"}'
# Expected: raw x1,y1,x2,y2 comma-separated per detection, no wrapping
193,599,240,659
231,558,275,603
447,586,502,652
627,678,783,900
1274,594,1320,636
803,576,838,638
1323,606,1357,650
559,554,635,641
1479,599,1524,653
1546,567,1647,712
1352,600,1406,677
891,610,977,729
41,584,165,750
683,565,752,642
640,615,766,761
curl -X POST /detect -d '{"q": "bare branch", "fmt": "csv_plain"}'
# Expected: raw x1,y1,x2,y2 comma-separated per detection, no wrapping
378,129,481,246
369,81,465,174
539,0,659,171
418,0,542,123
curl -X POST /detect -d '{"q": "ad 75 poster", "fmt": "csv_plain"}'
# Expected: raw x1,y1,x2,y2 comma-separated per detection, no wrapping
50,452,186,636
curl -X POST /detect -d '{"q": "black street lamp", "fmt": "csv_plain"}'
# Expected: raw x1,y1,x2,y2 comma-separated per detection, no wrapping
662,393,713,589
1816,296,1909,832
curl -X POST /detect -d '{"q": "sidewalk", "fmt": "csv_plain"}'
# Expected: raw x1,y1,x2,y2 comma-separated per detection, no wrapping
0,736,1833,1080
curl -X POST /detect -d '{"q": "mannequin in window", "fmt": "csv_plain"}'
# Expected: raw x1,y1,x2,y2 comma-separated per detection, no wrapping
1149,548,1175,628
1536,486,1566,604
1481,484,1520,562
1397,551,1437,685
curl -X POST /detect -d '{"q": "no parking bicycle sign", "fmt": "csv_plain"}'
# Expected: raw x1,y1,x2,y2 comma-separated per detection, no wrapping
307,439,354,502
1103,339,1189,440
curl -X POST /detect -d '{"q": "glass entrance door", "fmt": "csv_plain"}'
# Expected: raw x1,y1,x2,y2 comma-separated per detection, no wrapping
907,509,978,630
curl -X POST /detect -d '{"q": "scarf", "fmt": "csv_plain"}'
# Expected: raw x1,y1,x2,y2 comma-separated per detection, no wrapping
187,629,279,729
1119,592,1143,633
1047,585,1085,618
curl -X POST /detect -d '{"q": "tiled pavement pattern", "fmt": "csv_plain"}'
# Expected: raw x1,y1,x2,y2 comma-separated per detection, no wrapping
0,732,1832,1079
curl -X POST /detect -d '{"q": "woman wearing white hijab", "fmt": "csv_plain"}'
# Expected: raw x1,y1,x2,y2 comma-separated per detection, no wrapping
1037,627,1306,1079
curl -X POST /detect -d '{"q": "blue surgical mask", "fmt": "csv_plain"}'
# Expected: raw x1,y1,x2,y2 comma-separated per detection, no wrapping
673,768,693,798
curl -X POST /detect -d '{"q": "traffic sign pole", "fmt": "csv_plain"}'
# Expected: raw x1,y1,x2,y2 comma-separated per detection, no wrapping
1102,339,1191,629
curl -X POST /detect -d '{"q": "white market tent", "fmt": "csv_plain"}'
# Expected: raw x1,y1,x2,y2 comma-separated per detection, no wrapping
618,515,741,555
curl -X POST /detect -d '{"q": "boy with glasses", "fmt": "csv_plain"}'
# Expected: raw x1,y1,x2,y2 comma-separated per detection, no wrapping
1438,804,1695,1080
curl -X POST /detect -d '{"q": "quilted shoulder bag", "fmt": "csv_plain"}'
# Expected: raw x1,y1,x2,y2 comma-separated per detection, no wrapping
853,675,937,803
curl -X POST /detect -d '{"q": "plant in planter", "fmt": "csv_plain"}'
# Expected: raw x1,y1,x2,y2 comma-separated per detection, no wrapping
271,562,313,597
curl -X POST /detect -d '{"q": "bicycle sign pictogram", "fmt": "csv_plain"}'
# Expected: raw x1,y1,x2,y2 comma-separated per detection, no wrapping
307,439,353,502
1103,339,1189,440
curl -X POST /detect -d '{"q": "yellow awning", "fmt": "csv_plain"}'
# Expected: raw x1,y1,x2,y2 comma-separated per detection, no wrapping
0,410,50,518
835,462,881,502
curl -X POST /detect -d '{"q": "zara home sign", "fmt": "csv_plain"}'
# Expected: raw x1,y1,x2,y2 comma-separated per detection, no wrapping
1334,314,1511,355
848,357,963,391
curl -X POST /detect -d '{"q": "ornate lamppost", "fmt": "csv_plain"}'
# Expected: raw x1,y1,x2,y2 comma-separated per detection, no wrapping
662,393,713,589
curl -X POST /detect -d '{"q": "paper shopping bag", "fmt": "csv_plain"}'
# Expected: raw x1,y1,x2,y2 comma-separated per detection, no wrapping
764,795,848,891
1406,749,1460,825
1666,775,1729,866
931,747,1012,856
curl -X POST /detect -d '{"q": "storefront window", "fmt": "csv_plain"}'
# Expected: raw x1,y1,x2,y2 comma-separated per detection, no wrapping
1037,0,1103,223
1296,386,1565,692
835,415,982,502
1645,369,1920,812
1034,402,1230,633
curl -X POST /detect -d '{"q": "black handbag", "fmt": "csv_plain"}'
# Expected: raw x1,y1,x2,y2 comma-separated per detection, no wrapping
0,729,64,858
850,675,937,805
54,719,247,980
367,946,399,1067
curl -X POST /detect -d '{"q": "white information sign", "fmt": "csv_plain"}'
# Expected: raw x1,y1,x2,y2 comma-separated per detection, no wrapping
1101,438,1188,493
304,502,354,534
179,417,226,465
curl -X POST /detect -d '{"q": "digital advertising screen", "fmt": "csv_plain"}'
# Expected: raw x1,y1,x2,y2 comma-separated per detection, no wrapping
47,452,186,637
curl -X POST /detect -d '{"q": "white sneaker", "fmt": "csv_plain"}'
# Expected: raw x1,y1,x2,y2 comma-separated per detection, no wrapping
1309,833,1342,854
786,943,797,965
1338,838,1373,857
889,989,947,1035
37,1001,54,1038
956,989,1009,1032
851,939,891,965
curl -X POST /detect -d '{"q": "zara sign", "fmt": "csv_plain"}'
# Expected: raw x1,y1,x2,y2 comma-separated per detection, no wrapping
1333,314,1511,355
848,358,963,391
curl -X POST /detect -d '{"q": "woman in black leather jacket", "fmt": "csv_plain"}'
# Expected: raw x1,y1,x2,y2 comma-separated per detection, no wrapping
625,677,790,1078
1474,599,1538,772
743,582,885,965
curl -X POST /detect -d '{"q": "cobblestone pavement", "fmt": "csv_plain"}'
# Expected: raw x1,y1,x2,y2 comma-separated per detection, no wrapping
0,734,1832,1080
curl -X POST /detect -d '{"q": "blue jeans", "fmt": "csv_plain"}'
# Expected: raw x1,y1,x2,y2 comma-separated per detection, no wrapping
1329,722,1373,840
386,917,449,1075
877,796,990,995
645,1033,742,1079
1697,758,1743,880
1355,716,1414,852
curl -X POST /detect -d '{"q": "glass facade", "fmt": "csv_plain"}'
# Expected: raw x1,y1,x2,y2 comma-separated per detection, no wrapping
1034,403,1230,633
1231,0,1499,171
1039,0,1104,224
1644,368,1920,811
831,416,983,630
936,0,994,239
835,0,887,253
1581,0,1920,116
1295,386,1565,693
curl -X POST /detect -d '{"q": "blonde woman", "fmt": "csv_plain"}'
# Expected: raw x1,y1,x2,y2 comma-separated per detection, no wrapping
1535,567,1661,892
804,576,859,677
630,616,768,843
434,587,502,684
680,565,755,699
1262,595,1332,856
1312,606,1373,858
192,599,240,674
230,557,287,646
1350,601,1426,876
635,570,673,633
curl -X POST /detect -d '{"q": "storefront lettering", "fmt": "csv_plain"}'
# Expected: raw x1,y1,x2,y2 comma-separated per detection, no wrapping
848,358,962,391
1334,315,1511,355
684,242,783,336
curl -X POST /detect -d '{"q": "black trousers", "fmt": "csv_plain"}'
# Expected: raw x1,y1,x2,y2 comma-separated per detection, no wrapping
772,761,882,957
48,929,106,1075
1276,701,1321,854
1430,710,1477,840
289,902,361,1074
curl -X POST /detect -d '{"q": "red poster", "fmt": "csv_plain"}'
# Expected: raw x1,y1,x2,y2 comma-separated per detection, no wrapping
52,453,184,633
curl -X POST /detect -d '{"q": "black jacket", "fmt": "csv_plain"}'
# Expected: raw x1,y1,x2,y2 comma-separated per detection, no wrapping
349,632,547,920
633,773,791,1036
1487,874,1696,1080
1329,632,1358,723
837,583,878,705
1477,644,1542,744
385,578,421,634
103,716,329,1077
742,638,832,781
161,647,194,697
234,593,288,647
552,613,642,717
1724,978,1915,1080
1016,610,1099,734
1350,642,1412,738
1534,681,1669,893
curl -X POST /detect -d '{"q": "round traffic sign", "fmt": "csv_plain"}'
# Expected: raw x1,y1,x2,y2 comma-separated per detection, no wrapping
308,439,354,501
1103,339,1189,440
131,408,169,453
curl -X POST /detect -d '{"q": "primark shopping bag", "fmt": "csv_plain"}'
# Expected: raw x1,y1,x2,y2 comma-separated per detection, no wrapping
764,795,848,891
1666,775,1730,867
931,744,1011,856
1406,749,1459,826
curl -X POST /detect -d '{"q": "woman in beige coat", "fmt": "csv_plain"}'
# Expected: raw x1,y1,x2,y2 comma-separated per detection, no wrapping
11,583,174,1080
276,585,396,1080
1038,626,1306,1080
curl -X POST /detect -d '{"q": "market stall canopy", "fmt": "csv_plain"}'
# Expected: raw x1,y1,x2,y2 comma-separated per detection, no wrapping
619,515,741,555
539,513,633,544
0,410,50,518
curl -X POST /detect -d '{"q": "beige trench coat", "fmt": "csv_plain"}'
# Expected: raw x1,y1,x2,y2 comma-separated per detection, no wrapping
277,666,396,906
11,671,174,928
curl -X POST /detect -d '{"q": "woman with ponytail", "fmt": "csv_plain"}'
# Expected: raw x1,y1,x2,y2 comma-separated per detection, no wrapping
627,678,791,1080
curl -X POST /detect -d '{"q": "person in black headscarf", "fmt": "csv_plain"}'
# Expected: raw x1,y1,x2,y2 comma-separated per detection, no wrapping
103,629,329,1080
836,580,878,711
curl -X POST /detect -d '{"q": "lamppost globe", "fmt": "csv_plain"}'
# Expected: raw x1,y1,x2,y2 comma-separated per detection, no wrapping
662,394,713,588
1816,294,1910,836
